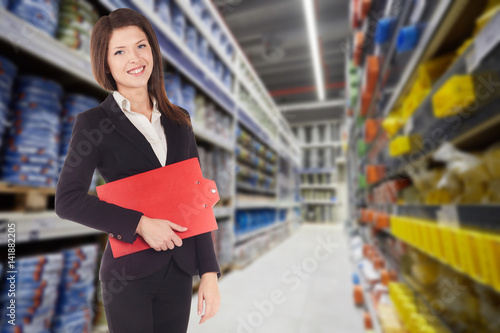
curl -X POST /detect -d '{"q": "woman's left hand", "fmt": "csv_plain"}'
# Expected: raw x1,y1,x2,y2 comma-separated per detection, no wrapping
197,272,220,324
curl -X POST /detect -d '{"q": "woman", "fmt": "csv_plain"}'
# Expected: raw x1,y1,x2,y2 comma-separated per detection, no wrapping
55,8,221,333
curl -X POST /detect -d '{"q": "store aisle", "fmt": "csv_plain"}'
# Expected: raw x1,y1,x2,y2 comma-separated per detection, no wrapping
187,223,364,333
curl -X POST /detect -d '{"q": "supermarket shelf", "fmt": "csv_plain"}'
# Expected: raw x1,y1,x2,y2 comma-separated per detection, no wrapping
236,182,276,195
381,0,455,118
213,206,233,218
236,200,278,209
276,200,301,208
173,0,234,73
362,0,414,119
354,263,383,333
393,204,500,231
300,183,337,189
299,167,337,174
401,274,456,333
0,211,102,245
237,105,279,152
191,121,234,152
0,9,100,90
198,0,277,118
299,142,342,149
234,220,287,244
301,200,338,205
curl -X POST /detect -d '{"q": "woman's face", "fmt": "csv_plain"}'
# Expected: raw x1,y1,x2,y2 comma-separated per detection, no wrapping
107,25,154,91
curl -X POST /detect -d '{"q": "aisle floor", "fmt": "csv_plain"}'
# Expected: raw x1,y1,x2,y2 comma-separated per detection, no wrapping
187,223,365,333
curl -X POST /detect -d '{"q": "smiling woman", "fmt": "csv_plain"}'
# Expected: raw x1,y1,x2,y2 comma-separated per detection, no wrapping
55,7,221,333
90,8,190,128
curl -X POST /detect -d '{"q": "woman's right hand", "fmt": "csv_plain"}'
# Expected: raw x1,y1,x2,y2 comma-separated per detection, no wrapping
135,215,188,251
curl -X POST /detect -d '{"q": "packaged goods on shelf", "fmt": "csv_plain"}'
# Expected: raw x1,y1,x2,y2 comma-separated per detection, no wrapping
194,93,206,124
185,22,198,54
197,34,209,63
7,0,60,37
206,48,215,72
59,94,99,172
1,75,65,188
235,209,277,235
191,0,205,17
164,71,183,106
214,59,223,79
180,82,196,117
396,23,424,53
0,56,17,105
52,244,99,333
375,17,397,45
222,66,232,89
211,21,221,45
56,0,99,56
155,0,172,26
171,1,185,39
431,75,476,118
0,253,64,331
0,56,17,149
213,218,233,266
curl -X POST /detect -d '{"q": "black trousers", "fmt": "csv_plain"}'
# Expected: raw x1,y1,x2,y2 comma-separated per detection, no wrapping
100,258,193,333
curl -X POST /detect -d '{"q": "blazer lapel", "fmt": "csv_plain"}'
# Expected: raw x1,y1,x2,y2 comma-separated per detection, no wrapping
99,93,172,168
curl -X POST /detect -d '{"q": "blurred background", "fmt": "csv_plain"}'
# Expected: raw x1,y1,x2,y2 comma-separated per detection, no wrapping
1,0,500,332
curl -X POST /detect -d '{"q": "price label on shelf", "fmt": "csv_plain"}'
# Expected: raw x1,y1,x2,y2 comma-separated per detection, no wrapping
437,204,459,227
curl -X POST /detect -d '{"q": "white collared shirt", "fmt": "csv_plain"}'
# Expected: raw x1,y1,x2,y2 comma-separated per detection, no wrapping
112,90,167,167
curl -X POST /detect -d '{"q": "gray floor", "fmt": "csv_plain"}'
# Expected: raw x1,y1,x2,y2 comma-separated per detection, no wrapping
187,223,365,333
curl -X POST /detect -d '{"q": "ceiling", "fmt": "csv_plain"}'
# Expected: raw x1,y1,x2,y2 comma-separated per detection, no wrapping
215,0,349,122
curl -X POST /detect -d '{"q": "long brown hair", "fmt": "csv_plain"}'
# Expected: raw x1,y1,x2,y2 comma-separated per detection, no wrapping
90,8,190,127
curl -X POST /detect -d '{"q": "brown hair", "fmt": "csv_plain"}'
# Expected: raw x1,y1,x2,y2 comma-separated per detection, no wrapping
90,8,190,127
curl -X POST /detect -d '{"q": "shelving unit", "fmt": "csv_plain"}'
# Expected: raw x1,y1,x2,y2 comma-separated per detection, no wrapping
346,0,500,332
290,120,345,223
0,0,302,331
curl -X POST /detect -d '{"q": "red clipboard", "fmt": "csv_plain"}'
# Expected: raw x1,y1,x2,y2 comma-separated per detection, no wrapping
96,157,219,258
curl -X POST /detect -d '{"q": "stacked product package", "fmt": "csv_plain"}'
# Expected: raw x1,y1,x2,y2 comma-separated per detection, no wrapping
56,0,99,56
0,56,17,150
212,217,233,267
51,244,99,333
7,0,60,37
59,94,100,192
164,71,183,106
197,146,232,199
165,0,233,90
0,253,64,333
171,1,185,39
1,75,63,188
59,94,99,173
155,0,172,26
180,83,196,117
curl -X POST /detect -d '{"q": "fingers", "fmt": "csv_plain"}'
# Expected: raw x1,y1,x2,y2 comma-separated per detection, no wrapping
197,292,204,317
199,299,217,324
172,235,183,247
168,221,188,232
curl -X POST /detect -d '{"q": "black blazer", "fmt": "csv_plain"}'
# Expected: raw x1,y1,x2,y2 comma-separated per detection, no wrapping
55,93,221,282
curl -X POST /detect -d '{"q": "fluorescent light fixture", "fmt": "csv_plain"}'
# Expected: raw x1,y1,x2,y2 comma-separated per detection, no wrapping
303,0,325,101
280,99,344,112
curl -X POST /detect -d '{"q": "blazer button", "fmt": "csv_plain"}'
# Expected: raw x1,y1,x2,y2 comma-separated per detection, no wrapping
109,233,114,238
117,234,122,240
